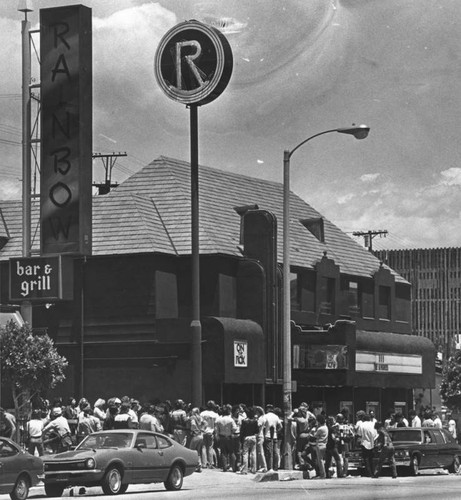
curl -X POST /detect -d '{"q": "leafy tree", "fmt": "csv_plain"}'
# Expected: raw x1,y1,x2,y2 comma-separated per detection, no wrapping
440,350,461,410
0,321,68,416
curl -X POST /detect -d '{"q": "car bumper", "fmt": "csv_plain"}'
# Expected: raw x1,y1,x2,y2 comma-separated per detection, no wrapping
44,469,104,485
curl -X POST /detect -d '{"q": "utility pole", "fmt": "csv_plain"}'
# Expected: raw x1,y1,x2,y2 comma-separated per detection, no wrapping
92,152,126,195
353,229,388,252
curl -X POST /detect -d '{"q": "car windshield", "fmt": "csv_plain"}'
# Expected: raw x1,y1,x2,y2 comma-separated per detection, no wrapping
388,429,422,443
77,432,133,450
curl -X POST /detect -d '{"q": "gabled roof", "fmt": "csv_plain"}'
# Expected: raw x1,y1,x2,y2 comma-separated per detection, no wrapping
0,155,405,282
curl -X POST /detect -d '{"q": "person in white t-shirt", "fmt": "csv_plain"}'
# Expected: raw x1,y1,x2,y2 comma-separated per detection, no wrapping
200,400,219,468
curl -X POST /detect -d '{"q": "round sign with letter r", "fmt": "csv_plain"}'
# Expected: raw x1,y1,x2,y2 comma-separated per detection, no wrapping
155,20,233,106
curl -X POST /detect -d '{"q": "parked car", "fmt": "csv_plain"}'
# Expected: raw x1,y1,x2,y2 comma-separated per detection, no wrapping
347,427,461,475
0,437,43,500
42,429,199,497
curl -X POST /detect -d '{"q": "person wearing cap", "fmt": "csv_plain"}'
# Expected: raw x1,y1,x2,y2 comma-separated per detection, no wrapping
26,409,45,456
43,406,72,453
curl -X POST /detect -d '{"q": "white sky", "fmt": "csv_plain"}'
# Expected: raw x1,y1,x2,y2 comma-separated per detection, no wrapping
1,0,461,250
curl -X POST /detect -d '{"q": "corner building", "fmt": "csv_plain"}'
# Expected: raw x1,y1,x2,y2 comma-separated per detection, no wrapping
0,157,434,418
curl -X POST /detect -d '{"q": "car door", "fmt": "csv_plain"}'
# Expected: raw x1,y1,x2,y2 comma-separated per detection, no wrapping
420,430,439,468
0,440,22,493
436,429,458,467
133,433,165,483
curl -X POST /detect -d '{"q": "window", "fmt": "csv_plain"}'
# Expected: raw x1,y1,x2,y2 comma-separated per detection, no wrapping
378,285,391,320
395,283,410,322
319,277,335,315
342,279,360,317
290,272,300,310
361,280,374,318
136,433,158,449
157,435,172,449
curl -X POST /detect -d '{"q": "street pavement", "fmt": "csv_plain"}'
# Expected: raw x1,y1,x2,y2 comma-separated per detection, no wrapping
8,467,461,500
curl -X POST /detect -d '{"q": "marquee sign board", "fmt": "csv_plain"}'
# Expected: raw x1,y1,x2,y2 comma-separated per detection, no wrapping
154,20,233,105
40,5,93,256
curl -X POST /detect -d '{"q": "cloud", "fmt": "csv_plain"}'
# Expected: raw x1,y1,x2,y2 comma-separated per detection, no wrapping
360,173,380,183
439,168,461,186
337,193,355,204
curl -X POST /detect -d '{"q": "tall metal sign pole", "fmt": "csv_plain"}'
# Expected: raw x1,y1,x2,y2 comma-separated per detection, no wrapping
155,21,233,406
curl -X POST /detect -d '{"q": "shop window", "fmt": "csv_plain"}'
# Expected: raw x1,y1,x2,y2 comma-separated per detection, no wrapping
378,285,391,320
155,271,178,319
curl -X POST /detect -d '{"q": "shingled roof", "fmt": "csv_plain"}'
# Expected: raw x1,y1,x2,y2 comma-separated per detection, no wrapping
0,155,405,282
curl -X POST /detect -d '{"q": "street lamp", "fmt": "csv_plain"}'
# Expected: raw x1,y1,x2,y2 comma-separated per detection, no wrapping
282,124,370,470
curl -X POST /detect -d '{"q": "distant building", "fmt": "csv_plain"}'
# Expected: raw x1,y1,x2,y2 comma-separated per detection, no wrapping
375,247,461,361
0,156,435,418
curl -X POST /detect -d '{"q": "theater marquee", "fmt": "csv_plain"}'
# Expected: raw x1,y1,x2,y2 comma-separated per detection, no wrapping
40,5,92,256
356,351,422,374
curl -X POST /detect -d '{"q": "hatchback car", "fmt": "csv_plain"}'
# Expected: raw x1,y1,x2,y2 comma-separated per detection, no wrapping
0,437,43,500
42,429,199,497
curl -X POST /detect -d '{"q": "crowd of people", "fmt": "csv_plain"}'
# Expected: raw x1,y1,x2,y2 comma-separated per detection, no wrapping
0,397,457,480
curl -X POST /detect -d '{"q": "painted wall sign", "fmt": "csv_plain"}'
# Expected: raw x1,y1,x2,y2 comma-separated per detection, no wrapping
234,340,248,368
356,351,422,374
9,256,74,301
155,20,233,105
40,5,92,255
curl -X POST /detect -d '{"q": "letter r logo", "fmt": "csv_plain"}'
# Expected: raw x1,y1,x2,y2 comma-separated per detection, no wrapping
175,40,206,91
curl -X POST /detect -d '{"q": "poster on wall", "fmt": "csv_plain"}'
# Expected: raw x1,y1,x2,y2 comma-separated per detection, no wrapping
300,344,349,369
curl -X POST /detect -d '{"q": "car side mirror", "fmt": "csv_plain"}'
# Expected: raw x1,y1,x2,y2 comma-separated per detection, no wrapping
136,442,146,449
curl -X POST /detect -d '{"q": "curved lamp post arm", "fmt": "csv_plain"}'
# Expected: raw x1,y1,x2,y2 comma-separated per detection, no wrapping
282,123,370,471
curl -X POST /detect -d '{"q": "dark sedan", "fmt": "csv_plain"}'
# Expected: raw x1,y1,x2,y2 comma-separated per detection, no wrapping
388,427,461,474
0,437,43,500
348,427,461,475
42,429,199,497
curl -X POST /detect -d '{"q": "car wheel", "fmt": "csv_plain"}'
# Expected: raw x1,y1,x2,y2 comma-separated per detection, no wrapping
449,455,461,473
44,483,65,498
410,455,419,475
101,466,123,495
119,483,129,494
164,464,184,491
10,474,30,500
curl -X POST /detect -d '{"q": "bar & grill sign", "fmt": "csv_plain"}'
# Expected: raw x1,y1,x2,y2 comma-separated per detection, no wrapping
9,256,73,301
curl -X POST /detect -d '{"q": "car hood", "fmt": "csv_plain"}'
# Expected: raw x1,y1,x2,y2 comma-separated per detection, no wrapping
43,449,108,461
